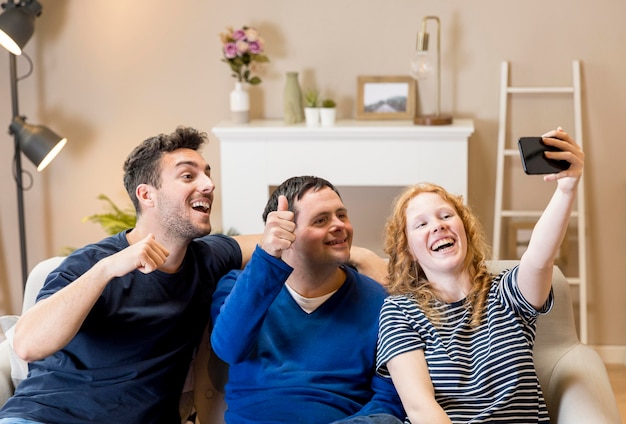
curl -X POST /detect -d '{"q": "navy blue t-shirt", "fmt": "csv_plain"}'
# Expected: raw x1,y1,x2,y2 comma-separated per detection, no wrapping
0,231,241,424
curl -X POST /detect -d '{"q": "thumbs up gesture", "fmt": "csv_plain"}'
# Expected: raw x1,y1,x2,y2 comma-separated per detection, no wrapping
260,195,296,258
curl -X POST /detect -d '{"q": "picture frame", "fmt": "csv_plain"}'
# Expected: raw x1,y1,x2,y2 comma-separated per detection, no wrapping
356,75,415,120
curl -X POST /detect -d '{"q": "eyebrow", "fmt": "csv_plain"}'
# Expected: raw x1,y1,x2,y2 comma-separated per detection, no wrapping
175,160,211,172
309,207,348,220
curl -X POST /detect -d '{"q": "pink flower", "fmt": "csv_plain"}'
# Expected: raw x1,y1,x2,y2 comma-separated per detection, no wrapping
236,40,249,54
220,25,269,85
248,40,262,54
223,42,238,59
244,27,259,42
232,29,246,41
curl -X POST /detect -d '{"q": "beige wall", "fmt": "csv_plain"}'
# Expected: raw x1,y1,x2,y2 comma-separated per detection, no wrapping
0,0,624,351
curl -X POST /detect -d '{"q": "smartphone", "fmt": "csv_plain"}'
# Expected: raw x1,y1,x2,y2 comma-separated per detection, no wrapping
518,137,570,175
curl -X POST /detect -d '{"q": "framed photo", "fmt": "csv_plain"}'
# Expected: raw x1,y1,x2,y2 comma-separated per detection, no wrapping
356,76,415,120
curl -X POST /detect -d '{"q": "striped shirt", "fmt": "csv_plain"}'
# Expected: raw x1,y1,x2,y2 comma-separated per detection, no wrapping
376,266,552,423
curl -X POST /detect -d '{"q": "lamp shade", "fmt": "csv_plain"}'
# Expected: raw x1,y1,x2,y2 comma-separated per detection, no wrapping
0,0,42,55
10,116,67,171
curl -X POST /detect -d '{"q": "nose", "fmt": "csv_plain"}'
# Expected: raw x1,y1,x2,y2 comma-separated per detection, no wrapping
432,220,446,232
200,174,215,194
330,215,347,230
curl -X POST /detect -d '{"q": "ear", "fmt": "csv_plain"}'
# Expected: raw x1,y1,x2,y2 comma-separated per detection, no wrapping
136,184,155,210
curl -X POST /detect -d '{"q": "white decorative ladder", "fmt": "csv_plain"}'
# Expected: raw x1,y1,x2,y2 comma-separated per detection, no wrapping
492,60,588,343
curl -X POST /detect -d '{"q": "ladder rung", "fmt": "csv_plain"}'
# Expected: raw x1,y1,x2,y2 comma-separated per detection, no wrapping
501,211,542,218
568,278,581,286
501,210,580,218
504,149,518,156
507,87,574,94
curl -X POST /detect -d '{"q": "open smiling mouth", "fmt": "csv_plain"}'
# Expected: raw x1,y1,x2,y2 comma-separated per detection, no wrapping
431,237,454,252
191,200,211,213
327,238,347,246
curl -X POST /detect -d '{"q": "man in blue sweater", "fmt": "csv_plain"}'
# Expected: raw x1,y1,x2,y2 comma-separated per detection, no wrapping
211,176,404,423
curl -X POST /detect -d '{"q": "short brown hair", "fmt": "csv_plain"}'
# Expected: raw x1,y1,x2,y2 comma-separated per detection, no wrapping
123,126,208,214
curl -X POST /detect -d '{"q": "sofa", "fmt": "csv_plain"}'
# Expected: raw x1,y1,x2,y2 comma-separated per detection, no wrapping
0,258,622,423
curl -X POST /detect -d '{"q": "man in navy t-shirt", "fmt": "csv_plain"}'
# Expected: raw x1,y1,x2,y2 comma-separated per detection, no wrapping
0,126,259,424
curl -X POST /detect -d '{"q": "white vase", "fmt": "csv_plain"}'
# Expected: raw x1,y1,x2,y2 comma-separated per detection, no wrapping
230,82,250,124
320,108,336,127
304,107,320,127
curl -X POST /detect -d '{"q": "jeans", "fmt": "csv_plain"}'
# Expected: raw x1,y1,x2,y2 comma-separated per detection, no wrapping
333,414,404,424
0,413,405,424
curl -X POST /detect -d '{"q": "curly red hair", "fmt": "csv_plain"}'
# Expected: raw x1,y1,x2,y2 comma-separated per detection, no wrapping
384,183,492,327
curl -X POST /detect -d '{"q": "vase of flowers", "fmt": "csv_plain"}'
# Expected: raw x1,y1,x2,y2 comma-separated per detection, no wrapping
220,25,269,123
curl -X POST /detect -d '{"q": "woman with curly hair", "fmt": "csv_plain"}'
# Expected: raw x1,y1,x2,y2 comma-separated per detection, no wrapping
375,127,584,424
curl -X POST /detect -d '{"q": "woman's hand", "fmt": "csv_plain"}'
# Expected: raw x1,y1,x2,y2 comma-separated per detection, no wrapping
541,127,584,192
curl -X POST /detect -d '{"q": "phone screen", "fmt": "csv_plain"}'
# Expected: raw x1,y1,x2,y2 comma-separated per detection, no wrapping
518,137,570,175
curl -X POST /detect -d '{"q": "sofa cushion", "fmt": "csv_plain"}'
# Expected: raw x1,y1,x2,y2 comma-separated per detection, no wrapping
0,315,28,388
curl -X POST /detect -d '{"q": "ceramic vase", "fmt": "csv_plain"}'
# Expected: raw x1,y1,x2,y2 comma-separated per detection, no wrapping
283,72,304,124
230,82,250,124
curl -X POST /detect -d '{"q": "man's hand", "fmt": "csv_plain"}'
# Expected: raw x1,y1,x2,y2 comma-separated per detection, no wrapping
349,246,388,285
260,195,296,258
105,233,169,277
13,233,170,362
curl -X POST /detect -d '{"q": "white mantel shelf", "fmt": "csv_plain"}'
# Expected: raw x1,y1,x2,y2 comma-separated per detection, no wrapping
213,118,474,235
213,118,474,140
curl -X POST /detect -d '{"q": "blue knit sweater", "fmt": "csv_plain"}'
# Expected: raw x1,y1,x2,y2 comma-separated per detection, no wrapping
211,246,404,423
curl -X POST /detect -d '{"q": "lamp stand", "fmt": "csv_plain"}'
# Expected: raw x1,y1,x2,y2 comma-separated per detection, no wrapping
413,16,453,126
9,52,29,289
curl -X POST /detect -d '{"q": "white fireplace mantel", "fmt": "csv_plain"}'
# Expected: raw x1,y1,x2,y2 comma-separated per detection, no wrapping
213,118,474,236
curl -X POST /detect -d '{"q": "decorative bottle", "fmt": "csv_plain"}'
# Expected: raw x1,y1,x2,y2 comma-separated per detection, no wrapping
283,72,304,124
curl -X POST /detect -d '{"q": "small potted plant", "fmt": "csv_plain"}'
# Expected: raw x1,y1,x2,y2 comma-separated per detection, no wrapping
320,98,336,127
303,88,320,127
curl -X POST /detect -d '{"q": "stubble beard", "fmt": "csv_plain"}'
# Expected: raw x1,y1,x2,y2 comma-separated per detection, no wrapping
161,209,211,242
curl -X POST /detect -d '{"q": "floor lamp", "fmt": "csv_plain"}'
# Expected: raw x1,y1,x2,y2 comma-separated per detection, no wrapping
0,0,67,289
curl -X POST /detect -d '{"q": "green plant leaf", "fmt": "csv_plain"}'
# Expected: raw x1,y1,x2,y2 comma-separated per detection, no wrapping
82,194,136,236
254,54,270,63
322,98,336,108
304,89,320,107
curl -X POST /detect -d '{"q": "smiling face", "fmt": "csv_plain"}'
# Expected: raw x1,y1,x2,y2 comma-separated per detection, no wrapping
404,191,468,279
152,148,215,242
283,186,353,270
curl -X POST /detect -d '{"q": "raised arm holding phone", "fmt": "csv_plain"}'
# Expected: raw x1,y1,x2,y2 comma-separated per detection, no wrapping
375,127,583,423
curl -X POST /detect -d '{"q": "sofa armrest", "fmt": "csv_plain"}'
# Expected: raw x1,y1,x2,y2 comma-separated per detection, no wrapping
193,324,227,424
545,344,621,424
0,339,14,406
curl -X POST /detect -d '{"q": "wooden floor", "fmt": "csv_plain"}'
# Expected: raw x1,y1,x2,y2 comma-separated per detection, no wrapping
607,364,626,422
